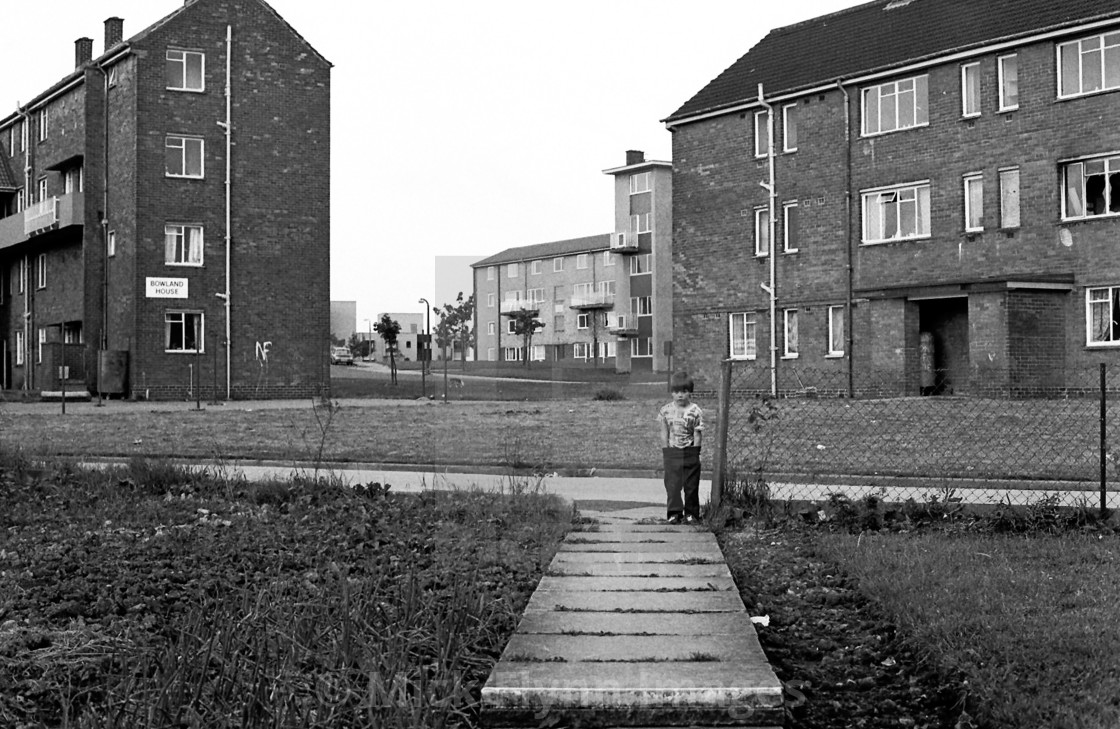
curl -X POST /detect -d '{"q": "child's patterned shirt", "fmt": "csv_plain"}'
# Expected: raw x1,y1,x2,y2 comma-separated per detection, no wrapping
658,402,704,448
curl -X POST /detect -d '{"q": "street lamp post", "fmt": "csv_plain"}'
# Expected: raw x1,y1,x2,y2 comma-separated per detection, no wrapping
419,298,431,396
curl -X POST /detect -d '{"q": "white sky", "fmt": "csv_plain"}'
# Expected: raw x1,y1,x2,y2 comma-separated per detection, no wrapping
5,0,865,327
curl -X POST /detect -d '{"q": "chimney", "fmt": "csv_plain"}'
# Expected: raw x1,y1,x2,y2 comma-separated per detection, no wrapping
104,17,124,51
75,37,94,69
625,150,645,166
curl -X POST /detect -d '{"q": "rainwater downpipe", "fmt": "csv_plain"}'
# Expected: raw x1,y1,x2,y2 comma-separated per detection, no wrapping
216,25,232,399
96,64,111,403
757,83,778,397
838,80,855,398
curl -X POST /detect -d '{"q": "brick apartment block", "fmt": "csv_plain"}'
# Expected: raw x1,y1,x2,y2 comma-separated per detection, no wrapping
0,0,331,400
665,0,1120,396
472,151,673,374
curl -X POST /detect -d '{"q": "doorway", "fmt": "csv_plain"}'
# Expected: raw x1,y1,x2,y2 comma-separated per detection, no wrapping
918,298,968,395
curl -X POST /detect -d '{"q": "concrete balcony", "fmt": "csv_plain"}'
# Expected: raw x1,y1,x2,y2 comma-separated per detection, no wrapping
607,314,639,337
570,292,615,309
500,299,541,315
0,194,84,251
610,231,639,252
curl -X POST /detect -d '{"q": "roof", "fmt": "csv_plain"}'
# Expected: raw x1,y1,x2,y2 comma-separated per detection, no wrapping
0,152,17,191
472,234,612,268
666,0,1120,124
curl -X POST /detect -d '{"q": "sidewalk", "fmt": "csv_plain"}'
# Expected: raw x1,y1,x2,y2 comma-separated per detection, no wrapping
481,507,783,727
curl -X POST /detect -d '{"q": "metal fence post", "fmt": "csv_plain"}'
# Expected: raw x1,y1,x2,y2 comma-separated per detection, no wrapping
712,359,733,511
1101,362,1108,518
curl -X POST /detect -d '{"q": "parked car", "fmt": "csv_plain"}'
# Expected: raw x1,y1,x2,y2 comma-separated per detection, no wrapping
330,346,355,365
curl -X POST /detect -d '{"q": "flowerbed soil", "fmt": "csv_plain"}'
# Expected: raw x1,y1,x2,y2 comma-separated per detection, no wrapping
719,523,966,729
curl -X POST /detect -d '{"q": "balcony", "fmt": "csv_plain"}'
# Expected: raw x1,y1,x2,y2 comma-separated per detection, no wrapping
570,292,615,309
500,299,541,315
610,231,639,252
607,314,638,336
0,194,84,251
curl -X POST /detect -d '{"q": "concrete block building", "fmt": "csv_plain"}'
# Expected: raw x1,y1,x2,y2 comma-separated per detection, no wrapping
472,151,673,373
665,0,1120,395
0,0,330,399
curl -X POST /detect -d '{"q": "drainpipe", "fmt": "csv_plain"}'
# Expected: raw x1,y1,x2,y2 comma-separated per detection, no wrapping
215,25,233,399
95,64,111,404
838,80,855,398
757,83,778,397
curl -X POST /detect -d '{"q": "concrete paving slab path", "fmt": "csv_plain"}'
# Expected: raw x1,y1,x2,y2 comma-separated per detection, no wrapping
480,517,783,728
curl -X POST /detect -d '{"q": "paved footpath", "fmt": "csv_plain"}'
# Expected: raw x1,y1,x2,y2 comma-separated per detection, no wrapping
481,507,783,728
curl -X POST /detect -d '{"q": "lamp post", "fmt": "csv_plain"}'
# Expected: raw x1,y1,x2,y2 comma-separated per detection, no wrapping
363,318,373,362
419,298,431,395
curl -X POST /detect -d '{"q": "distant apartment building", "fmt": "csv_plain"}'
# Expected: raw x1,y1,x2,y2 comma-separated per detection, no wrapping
0,0,331,399
472,151,672,373
377,312,424,362
330,301,357,343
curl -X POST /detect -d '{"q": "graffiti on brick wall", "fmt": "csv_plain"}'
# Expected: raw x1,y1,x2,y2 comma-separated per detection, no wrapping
255,340,273,397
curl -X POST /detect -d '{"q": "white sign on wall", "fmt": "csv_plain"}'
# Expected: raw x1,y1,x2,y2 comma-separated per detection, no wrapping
146,277,189,298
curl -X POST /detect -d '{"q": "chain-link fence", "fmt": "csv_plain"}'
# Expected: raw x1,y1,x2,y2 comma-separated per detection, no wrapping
710,362,1119,512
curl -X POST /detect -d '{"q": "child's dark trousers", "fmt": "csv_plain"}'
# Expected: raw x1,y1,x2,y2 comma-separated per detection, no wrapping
663,446,701,519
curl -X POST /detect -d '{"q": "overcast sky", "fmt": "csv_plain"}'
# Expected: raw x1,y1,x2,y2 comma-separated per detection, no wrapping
5,0,866,327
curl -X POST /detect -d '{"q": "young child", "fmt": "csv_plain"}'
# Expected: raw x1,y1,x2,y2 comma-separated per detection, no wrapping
658,370,704,524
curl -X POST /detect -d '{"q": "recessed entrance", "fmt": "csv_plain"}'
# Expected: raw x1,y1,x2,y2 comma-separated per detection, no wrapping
918,298,968,395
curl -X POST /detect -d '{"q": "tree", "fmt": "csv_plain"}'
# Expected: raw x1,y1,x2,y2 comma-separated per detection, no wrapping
508,308,545,368
346,332,363,356
373,314,401,385
442,292,474,365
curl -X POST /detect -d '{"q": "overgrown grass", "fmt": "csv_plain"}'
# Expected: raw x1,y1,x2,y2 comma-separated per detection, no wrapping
0,454,570,728
817,531,1120,728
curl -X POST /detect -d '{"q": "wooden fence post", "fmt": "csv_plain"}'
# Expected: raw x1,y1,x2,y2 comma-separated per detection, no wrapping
712,359,733,511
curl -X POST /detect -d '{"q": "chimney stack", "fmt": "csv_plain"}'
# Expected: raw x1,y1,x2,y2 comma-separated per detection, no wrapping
104,17,124,51
75,37,94,69
625,150,645,166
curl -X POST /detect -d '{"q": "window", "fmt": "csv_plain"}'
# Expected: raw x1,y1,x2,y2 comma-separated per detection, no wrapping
36,108,48,142
507,262,518,278
165,224,204,265
487,321,496,335
961,62,981,117
527,287,545,303
15,331,24,366
18,257,26,293
862,182,931,243
36,254,46,289
827,305,845,356
629,172,651,194
20,120,27,152
630,254,652,275
631,296,652,316
531,345,546,362
165,136,204,178
631,338,653,357
631,212,651,233
783,309,799,358
64,167,83,194
599,341,616,359
755,207,771,256
964,174,984,231
729,313,757,360
531,259,543,275
576,253,588,269
37,329,46,363
165,311,204,352
487,266,495,281
573,342,590,359
597,280,615,297
862,75,929,135
15,188,24,213
507,319,517,334
754,110,771,157
603,251,614,267
553,257,564,272
999,168,1020,228
487,292,495,307
783,202,799,253
1063,155,1120,219
572,282,593,299
37,178,47,204
576,313,590,330
1058,32,1120,98
553,314,565,332
1088,286,1120,345
166,49,204,91
504,346,523,362
998,54,1019,110
783,104,798,152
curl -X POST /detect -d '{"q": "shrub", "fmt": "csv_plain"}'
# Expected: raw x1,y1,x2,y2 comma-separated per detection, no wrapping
592,388,625,401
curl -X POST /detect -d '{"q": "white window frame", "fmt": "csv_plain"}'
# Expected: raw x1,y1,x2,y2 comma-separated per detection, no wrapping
553,257,564,272
507,262,518,278
36,253,46,289
487,266,495,281
603,251,615,267
754,207,770,257
506,319,517,335
37,108,48,142
576,253,589,269
998,54,1019,111
783,309,799,358
487,321,496,335
631,337,653,358
827,305,845,357
961,62,981,117
504,346,523,362
629,254,652,275
36,177,48,204
573,342,590,360
783,201,799,253
15,187,24,214
164,224,204,266
631,296,652,317
629,172,651,194
15,330,24,366
18,257,27,293
487,292,495,308
631,212,651,233
527,287,545,303
165,311,204,353
531,345,546,362
861,75,929,136
20,120,27,152
729,313,757,360
166,49,205,92
531,259,543,275
754,110,771,158
598,341,615,359
1058,32,1120,99
782,103,798,153
861,181,932,244
999,168,1020,228
165,135,204,178
1087,286,1120,346
964,173,984,232
576,312,590,330
1063,155,1120,220
37,328,46,363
